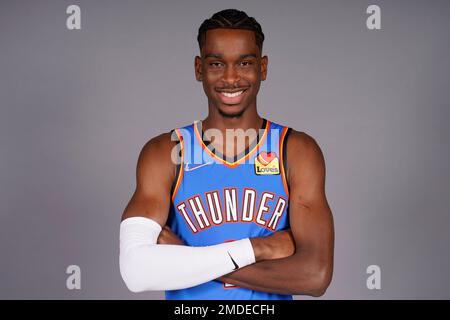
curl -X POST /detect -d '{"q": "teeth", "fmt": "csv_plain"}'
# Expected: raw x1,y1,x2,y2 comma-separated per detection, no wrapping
222,90,244,98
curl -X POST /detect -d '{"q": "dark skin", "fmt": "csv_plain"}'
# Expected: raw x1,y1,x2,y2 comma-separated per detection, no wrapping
122,28,334,296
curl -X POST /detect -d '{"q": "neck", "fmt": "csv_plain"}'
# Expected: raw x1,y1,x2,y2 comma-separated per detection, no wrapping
202,102,263,133
199,104,265,160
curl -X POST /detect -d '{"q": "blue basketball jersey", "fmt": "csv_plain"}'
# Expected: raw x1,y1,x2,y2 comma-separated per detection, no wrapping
166,118,293,300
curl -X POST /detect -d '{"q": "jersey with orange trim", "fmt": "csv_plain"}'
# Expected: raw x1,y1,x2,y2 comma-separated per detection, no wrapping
166,118,292,300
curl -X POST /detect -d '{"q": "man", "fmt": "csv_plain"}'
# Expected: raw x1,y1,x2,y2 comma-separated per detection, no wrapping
119,9,334,300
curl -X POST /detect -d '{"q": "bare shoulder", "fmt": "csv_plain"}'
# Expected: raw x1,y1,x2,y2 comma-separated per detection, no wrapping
139,131,178,161
121,131,179,223
139,130,178,160
285,129,326,186
286,129,325,164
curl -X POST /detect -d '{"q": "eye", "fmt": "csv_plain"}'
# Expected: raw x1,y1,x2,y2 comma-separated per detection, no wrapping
209,62,224,68
240,61,253,66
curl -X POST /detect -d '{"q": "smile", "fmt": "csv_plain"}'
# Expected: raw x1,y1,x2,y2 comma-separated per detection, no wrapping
216,89,248,105
221,90,245,98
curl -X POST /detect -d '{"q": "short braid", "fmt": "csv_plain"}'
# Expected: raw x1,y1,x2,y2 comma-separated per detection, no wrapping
197,9,265,52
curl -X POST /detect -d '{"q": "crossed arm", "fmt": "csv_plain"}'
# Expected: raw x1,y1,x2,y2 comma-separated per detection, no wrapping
120,130,334,296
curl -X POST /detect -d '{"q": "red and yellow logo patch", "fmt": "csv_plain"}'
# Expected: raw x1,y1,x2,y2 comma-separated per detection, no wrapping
254,151,280,175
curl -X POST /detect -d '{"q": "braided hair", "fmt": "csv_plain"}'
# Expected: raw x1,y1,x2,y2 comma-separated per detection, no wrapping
197,9,265,53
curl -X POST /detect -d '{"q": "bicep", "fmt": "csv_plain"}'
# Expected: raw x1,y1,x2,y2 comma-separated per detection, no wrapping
287,132,334,262
121,133,176,227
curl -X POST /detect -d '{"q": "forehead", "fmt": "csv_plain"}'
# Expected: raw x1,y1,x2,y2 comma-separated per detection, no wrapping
202,28,259,56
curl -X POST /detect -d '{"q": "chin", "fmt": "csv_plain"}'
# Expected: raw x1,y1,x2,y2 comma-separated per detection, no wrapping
218,105,246,118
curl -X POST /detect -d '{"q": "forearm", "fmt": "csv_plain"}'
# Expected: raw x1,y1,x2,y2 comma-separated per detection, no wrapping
219,253,329,296
120,217,256,292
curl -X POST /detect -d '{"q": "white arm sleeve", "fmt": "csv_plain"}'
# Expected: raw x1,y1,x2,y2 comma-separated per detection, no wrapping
119,216,256,292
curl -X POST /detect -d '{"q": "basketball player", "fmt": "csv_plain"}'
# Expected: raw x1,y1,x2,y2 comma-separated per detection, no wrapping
119,9,334,300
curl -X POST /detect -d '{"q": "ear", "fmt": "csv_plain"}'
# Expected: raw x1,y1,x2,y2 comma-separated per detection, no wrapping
260,55,268,81
194,56,203,81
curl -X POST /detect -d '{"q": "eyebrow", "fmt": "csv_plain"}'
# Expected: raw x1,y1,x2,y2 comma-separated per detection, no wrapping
204,53,258,59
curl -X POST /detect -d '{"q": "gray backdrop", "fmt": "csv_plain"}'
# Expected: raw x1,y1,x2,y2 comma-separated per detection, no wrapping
1,0,449,299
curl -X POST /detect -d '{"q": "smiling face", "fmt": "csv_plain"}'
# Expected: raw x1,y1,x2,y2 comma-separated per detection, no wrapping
195,28,268,118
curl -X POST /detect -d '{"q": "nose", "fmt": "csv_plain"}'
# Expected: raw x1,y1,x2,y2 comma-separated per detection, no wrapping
221,65,240,85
